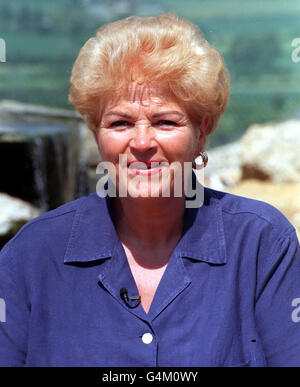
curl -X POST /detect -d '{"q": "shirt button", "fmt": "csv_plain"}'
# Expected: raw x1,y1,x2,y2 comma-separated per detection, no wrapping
141,333,153,344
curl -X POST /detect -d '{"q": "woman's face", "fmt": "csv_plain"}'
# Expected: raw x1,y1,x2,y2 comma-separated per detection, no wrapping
94,82,207,199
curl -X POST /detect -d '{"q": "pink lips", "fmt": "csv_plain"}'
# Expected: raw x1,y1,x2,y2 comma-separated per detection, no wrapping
128,160,163,176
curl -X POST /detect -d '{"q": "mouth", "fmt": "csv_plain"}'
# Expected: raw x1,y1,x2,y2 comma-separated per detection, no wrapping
127,161,167,175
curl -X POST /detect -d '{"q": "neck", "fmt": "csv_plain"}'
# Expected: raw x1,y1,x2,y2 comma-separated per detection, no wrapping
112,196,186,249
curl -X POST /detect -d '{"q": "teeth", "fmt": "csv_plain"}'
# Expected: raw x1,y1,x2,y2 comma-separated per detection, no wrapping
128,162,148,170
150,162,160,168
128,161,167,170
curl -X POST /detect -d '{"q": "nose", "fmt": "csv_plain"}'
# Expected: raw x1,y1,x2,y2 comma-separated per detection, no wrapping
130,123,156,153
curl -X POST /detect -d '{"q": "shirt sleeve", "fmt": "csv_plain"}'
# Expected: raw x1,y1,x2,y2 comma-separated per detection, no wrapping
0,242,29,367
255,228,300,366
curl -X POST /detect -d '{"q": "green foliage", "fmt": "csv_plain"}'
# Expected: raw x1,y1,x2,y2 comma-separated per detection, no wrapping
0,0,299,148
208,91,300,148
228,34,281,79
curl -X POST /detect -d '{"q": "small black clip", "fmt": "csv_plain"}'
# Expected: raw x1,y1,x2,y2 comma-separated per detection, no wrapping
120,288,141,308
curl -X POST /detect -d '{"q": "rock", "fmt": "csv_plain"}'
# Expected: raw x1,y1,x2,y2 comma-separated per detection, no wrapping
204,119,300,237
206,140,241,175
291,213,300,231
205,140,242,189
204,173,227,191
228,179,300,239
0,193,41,249
240,120,300,183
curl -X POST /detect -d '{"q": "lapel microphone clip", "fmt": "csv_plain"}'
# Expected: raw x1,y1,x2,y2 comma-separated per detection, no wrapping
120,288,141,308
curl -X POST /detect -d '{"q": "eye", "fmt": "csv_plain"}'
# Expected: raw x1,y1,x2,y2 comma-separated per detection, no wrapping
155,120,177,126
110,120,131,128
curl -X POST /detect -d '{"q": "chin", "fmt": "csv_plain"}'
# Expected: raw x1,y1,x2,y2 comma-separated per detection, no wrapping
126,180,162,199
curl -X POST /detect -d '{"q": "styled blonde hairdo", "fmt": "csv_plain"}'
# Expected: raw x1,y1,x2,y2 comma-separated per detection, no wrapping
68,13,230,136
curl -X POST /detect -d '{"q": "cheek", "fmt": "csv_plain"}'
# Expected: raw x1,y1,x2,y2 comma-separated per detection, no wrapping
161,131,196,161
97,130,126,161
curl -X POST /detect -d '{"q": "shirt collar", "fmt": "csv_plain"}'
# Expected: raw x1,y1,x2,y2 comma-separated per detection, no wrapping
64,178,227,265
178,187,227,264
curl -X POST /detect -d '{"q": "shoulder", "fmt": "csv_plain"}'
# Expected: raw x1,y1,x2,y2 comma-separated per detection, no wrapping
0,192,102,267
205,187,296,239
204,188,299,280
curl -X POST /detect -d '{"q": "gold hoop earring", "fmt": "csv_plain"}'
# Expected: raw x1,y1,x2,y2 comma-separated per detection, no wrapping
192,152,208,169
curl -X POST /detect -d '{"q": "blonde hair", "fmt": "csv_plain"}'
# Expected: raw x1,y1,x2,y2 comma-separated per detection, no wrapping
68,13,230,136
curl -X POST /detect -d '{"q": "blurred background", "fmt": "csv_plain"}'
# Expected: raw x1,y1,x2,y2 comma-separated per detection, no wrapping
0,0,300,246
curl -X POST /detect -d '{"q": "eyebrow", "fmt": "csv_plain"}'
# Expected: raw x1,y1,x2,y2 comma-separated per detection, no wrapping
153,111,185,119
104,111,131,119
103,111,185,119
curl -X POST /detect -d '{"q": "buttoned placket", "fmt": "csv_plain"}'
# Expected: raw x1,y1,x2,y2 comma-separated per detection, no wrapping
63,176,227,366
96,235,192,366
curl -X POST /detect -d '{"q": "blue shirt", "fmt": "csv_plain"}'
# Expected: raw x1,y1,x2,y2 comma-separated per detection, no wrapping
0,186,299,367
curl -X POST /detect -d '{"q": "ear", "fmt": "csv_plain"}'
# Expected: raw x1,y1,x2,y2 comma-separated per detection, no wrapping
200,112,210,137
195,113,210,154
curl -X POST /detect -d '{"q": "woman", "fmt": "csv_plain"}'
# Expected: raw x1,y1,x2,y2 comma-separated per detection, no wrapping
0,13,299,367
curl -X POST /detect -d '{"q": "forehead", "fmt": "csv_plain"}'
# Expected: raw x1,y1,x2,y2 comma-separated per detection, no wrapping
105,82,181,110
